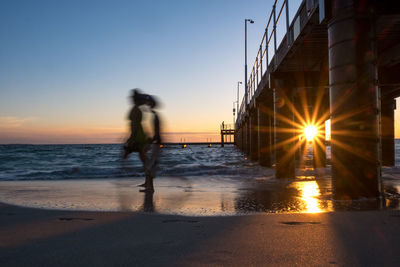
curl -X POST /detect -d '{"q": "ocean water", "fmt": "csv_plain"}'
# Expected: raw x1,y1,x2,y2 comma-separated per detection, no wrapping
1,142,400,182
0,144,273,181
1,142,400,214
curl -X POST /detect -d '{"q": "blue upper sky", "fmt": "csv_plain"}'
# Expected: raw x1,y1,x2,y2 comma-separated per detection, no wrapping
0,0,313,143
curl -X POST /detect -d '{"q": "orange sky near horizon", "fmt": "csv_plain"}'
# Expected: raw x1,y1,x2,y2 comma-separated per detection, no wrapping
1,1,399,145
0,113,222,144
2,97,400,144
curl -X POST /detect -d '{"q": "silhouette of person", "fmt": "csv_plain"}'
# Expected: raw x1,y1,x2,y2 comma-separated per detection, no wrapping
142,190,155,212
122,89,149,171
140,97,162,193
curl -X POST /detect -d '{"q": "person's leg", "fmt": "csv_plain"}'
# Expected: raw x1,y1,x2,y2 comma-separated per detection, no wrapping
149,144,160,178
139,173,154,192
145,174,154,191
139,150,146,164
138,145,150,187
140,144,156,191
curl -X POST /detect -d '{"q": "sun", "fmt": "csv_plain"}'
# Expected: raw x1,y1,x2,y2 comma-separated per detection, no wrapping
304,125,318,142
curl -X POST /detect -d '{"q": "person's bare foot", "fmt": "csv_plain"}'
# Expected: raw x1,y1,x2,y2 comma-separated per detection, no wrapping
139,188,154,193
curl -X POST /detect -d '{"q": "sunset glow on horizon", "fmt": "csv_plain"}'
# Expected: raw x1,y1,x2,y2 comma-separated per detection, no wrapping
1,0,400,144
1,0,291,144
0,119,221,144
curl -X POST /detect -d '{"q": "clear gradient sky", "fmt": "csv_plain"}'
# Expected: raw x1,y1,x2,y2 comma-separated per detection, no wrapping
1,0,399,144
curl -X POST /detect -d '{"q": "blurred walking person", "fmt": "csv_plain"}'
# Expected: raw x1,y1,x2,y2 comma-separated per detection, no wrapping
122,89,149,177
141,98,161,192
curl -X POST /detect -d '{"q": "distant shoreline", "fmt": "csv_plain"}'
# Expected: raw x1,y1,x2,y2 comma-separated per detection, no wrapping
0,142,236,146
2,139,400,146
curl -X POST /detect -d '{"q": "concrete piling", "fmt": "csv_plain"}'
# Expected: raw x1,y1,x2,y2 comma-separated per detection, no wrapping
328,0,381,199
274,81,296,179
233,0,398,200
258,99,273,167
381,98,395,166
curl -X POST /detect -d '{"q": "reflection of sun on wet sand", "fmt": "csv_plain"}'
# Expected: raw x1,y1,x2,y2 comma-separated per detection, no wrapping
2,172,397,216
295,180,324,213
1,174,400,266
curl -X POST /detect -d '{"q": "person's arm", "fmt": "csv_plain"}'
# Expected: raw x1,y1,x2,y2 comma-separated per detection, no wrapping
131,107,142,136
152,111,161,143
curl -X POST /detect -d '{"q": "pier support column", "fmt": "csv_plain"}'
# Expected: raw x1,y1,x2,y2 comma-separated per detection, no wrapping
234,129,238,147
313,122,327,168
313,87,329,168
236,127,239,148
258,99,273,167
248,114,254,159
274,83,296,179
250,109,259,161
238,127,243,150
243,121,247,153
381,98,395,166
238,125,243,151
328,0,381,199
244,118,250,155
293,91,305,163
240,126,244,151
241,122,245,153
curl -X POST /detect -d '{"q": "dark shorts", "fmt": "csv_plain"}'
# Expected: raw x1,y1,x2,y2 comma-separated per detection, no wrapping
123,141,140,154
123,135,149,155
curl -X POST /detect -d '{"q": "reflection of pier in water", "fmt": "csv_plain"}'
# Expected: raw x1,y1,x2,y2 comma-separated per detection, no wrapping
233,0,400,200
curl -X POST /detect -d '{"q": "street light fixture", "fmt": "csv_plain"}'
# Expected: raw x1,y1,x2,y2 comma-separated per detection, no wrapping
245,18,254,107
233,101,236,125
234,81,242,127
236,81,242,117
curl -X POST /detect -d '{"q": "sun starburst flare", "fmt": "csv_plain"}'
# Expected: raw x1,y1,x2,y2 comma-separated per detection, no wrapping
304,125,318,142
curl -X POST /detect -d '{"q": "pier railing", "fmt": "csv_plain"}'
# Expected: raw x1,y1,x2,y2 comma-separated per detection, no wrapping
220,122,235,146
221,123,234,131
237,0,319,125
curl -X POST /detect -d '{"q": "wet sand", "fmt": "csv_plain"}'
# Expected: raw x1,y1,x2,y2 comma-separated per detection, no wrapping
1,178,400,266
1,202,400,266
0,176,399,215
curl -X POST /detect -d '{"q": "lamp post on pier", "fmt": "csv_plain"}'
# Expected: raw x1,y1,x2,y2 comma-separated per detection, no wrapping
233,81,242,129
233,101,236,126
244,18,254,108
237,81,242,116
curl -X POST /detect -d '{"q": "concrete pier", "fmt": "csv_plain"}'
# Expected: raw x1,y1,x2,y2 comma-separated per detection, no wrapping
257,98,273,167
274,79,295,179
313,126,326,168
245,119,250,155
250,108,259,161
234,0,400,200
328,0,381,199
381,98,396,166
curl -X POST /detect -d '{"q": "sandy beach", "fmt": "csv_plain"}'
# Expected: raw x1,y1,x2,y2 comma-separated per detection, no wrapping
1,149,399,266
2,0,400,265
1,202,399,266
1,178,400,266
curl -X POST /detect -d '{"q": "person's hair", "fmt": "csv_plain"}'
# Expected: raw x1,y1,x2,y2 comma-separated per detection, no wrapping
132,89,143,105
148,96,157,108
131,88,158,108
